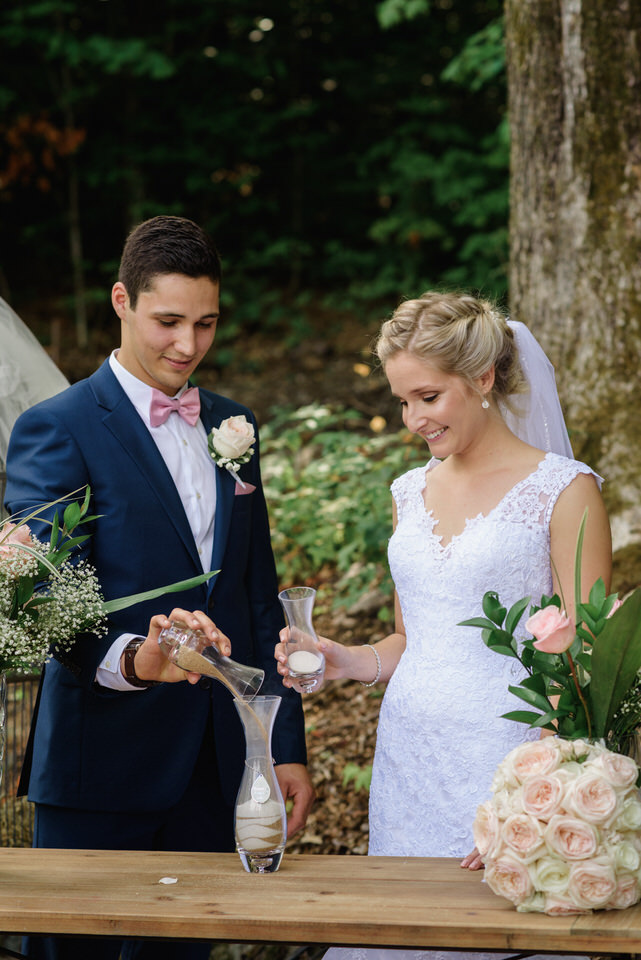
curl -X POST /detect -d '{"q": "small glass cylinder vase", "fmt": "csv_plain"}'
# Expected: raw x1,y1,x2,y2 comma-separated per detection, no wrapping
278,586,325,693
234,695,287,874
158,620,264,699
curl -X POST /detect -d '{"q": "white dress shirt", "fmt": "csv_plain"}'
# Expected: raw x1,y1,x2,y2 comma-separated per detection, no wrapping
96,351,217,690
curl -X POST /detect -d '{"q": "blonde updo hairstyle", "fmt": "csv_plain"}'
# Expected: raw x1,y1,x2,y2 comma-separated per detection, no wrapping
375,291,526,409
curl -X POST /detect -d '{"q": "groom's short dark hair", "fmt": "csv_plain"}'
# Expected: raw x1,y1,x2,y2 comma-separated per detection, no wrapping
118,216,222,309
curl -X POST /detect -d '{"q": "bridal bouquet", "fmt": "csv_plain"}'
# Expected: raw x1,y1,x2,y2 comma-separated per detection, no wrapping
475,737,641,914
0,488,214,673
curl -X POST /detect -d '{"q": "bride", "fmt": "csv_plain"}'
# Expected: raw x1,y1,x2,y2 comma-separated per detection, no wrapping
276,291,611,960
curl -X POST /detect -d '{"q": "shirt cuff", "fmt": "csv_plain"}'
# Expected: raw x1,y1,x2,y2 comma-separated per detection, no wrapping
96,634,146,691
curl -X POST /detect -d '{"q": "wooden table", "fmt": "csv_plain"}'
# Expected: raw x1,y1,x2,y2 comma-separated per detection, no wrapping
2,849,641,955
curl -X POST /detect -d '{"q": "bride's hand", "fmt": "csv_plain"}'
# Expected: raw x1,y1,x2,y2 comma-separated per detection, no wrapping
460,846,484,871
274,629,347,692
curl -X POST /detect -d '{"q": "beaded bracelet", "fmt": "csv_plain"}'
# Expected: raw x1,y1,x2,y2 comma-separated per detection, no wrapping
360,643,382,687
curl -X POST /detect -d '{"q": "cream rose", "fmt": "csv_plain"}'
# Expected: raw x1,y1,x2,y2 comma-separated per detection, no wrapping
567,858,617,910
616,796,641,831
509,740,559,783
526,606,575,654
591,751,638,790
485,855,533,905
521,774,565,821
565,774,619,824
209,415,255,460
613,840,640,873
502,814,545,862
529,854,570,895
544,815,598,860
607,876,640,910
473,801,500,858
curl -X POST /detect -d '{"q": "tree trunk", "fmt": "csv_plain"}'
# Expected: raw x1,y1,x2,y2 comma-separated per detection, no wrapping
505,0,641,561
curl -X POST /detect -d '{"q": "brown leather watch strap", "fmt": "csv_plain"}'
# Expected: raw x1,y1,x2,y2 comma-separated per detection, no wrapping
122,638,161,688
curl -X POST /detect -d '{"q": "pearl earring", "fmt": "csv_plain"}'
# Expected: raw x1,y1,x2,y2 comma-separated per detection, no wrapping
481,397,490,409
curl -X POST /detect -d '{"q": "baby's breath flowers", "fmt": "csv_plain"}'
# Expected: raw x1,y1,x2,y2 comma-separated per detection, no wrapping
0,488,215,674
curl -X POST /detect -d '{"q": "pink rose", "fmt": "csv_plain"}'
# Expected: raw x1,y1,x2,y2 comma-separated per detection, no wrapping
0,521,33,554
607,598,623,618
502,814,544,862
567,858,617,909
526,606,575,654
543,895,589,916
510,740,559,783
565,774,618,824
544,815,598,860
606,875,640,910
485,855,533,905
473,801,500,858
521,774,565,821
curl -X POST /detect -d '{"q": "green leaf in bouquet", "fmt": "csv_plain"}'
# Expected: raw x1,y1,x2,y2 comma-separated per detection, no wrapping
590,587,641,739
504,596,530,635
507,683,551,712
486,643,518,658
501,709,547,726
482,591,507,626
458,616,498,631
520,673,547,695
530,652,568,685
101,571,219,615
587,577,607,610
575,652,592,672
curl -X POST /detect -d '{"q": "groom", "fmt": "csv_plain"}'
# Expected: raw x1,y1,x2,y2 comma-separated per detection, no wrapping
5,216,314,960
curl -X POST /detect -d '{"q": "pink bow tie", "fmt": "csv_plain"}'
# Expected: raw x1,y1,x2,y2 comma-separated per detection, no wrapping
149,386,200,427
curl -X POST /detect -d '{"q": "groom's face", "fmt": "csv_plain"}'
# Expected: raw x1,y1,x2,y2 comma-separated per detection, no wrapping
113,273,219,396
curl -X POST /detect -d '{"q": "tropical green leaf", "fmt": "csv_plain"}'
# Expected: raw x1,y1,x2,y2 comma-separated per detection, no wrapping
590,587,641,738
101,572,218,614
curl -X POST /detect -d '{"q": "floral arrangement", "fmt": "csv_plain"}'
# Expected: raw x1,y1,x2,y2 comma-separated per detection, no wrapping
463,511,641,915
474,737,641,914
208,415,255,489
461,513,641,752
0,488,213,674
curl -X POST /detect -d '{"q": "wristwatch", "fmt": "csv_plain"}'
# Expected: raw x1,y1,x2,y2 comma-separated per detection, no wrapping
122,638,161,688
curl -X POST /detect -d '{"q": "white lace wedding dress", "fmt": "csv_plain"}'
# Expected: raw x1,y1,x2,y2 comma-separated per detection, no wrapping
327,452,598,960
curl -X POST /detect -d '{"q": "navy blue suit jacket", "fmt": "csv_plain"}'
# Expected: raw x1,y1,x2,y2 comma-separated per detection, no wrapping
5,360,306,813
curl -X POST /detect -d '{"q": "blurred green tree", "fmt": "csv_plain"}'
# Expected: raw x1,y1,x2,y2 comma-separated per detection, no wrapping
0,0,507,341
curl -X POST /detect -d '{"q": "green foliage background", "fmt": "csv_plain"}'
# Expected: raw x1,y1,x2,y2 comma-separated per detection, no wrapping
0,0,507,336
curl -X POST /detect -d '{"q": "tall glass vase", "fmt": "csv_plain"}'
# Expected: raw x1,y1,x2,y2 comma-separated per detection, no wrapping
233,695,287,873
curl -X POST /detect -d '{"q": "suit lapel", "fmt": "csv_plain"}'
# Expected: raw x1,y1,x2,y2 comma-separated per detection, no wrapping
89,362,201,570
199,391,236,588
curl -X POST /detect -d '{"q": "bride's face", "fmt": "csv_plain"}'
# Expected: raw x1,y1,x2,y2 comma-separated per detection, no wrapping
385,350,489,457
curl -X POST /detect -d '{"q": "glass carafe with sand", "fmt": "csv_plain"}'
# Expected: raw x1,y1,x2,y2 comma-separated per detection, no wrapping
234,695,287,873
157,620,264,699
278,586,325,693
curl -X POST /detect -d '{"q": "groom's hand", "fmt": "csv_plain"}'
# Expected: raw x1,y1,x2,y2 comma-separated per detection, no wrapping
275,763,315,837
124,607,231,685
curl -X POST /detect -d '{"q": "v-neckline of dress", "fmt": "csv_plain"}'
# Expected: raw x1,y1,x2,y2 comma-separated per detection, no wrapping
419,452,551,550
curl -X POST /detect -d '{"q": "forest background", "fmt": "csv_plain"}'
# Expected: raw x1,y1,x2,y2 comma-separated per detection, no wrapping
1,0,640,861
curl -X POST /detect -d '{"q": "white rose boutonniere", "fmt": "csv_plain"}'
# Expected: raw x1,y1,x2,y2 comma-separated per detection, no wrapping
208,415,256,489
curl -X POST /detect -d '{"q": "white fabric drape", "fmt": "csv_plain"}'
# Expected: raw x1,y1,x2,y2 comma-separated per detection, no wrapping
0,297,68,469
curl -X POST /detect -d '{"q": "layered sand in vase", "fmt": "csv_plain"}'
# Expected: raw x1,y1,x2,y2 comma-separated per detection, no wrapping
235,798,285,852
